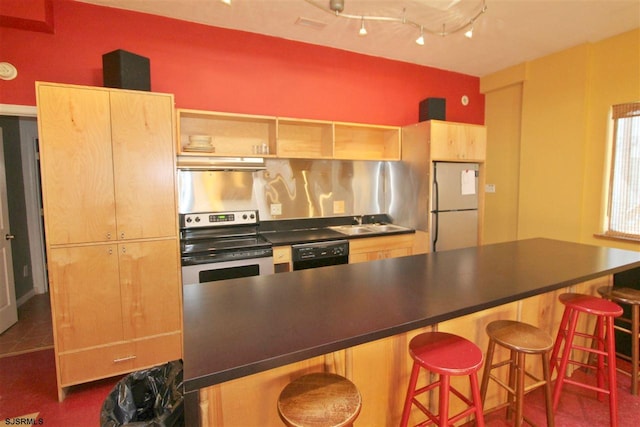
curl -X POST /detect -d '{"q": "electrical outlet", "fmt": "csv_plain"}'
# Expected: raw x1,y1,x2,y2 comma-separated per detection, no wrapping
270,203,282,215
23,265,29,277
485,184,496,193
333,200,345,214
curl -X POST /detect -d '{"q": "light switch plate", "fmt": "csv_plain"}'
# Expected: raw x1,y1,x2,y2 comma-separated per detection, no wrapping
485,184,496,193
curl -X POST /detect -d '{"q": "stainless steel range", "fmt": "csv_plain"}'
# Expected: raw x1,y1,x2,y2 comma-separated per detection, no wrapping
180,210,274,286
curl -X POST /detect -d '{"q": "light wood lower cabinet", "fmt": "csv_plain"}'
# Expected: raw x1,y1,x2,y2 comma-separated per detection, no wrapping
349,234,415,263
49,239,182,394
58,333,182,386
273,245,292,273
197,276,610,426
273,234,416,272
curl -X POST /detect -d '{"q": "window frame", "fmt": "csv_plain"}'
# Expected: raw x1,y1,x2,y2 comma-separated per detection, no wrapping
603,102,640,241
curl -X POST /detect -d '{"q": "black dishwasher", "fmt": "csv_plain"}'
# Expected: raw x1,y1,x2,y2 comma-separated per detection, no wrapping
291,240,349,270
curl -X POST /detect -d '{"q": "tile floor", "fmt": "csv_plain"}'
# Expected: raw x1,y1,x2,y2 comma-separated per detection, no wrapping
0,293,53,358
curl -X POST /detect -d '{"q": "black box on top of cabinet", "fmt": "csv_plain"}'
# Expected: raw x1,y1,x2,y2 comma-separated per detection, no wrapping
102,49,150,91
419,97,446,122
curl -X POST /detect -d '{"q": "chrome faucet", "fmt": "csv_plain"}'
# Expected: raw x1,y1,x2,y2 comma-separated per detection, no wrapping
354,215,363,225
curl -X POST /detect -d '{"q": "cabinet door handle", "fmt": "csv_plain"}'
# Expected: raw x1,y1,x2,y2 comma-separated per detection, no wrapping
113,355,136,363
108,248,113,255
120,232,125,239
122,246,126,254
106,232,112,240
5,234,15,240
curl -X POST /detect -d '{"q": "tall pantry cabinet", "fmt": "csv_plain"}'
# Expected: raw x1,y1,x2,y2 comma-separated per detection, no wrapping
36,82,183,401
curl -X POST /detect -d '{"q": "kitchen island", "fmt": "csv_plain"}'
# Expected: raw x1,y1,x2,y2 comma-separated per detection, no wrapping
183,238,640,426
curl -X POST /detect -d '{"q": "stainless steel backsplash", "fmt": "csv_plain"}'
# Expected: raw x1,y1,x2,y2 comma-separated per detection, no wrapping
177,159,390,220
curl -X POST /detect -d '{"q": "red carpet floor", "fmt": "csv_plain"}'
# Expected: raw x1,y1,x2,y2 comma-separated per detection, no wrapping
466,360,640,427
1,349,639,426
0,349,121,426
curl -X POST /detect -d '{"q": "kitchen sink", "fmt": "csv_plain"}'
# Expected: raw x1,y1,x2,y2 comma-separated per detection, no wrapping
328,223,410,236
365,224,406,233
328,225,374,235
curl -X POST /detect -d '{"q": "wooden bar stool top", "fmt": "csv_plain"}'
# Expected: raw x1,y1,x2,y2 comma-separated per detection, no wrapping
277,372,361,427
597,286,640,306
481,320,555,427
486,320,554,353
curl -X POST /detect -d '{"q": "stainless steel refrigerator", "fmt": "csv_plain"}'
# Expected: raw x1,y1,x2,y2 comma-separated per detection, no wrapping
387,123,481,253
431,161,479,252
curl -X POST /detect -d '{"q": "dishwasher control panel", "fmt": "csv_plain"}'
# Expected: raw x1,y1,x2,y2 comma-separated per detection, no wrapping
291,240,349,262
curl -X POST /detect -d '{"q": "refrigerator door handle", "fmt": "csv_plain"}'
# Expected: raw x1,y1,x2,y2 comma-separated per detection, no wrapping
432,177,439,251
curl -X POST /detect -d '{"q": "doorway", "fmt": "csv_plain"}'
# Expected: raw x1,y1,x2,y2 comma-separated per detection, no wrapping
0,112,51,356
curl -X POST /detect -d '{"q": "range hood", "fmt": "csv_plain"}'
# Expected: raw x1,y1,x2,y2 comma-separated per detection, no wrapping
177,156,266,171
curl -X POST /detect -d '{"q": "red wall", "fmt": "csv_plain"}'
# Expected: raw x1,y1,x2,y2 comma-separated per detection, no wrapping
0,0,484,126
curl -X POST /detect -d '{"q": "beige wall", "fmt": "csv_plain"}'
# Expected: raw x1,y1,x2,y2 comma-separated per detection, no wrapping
481,29,640,251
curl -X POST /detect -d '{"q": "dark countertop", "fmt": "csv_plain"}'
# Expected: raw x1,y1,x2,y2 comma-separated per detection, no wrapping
182,238,640,394
258,214,413,245
260,227,414,245
260,228,346,245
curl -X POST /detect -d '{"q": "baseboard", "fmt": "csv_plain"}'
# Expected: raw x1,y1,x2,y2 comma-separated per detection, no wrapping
16,289,36,307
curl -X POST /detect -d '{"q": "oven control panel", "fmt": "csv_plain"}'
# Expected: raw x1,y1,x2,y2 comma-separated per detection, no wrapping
181,210,259,228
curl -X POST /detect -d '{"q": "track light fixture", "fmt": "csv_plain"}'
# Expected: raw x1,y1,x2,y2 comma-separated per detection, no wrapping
359,17,367,36
464,26,474,38
415,26,424,46
306,0,487,44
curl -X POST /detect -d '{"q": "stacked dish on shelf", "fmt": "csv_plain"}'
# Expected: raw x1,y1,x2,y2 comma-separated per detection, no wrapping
184,135,214,152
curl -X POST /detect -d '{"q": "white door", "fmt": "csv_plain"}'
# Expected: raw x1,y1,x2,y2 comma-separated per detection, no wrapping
0,130,18,333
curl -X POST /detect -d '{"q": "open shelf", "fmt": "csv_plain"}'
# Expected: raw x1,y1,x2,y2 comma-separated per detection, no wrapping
277,118,333,159
177,109,276,157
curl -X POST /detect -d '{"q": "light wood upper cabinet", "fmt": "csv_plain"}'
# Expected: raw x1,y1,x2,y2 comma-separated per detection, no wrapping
37,85,178,244
176,109,402,161
428,120,486,161
111,91,177,240
277,118,333,159
177,109,277,157
37,85,117,245
334,122,401,161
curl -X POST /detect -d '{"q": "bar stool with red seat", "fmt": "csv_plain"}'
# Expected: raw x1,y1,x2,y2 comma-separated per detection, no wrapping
400,331,485,427
550,293,623,427
597,285,640,395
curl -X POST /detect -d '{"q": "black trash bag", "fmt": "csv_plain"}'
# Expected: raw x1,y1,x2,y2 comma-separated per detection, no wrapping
100,360,184,427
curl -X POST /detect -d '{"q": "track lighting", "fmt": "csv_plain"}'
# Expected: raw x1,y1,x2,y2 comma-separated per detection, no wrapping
359,17,367,36
464,26,473,38
416,26,425,46
305,0,487,42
